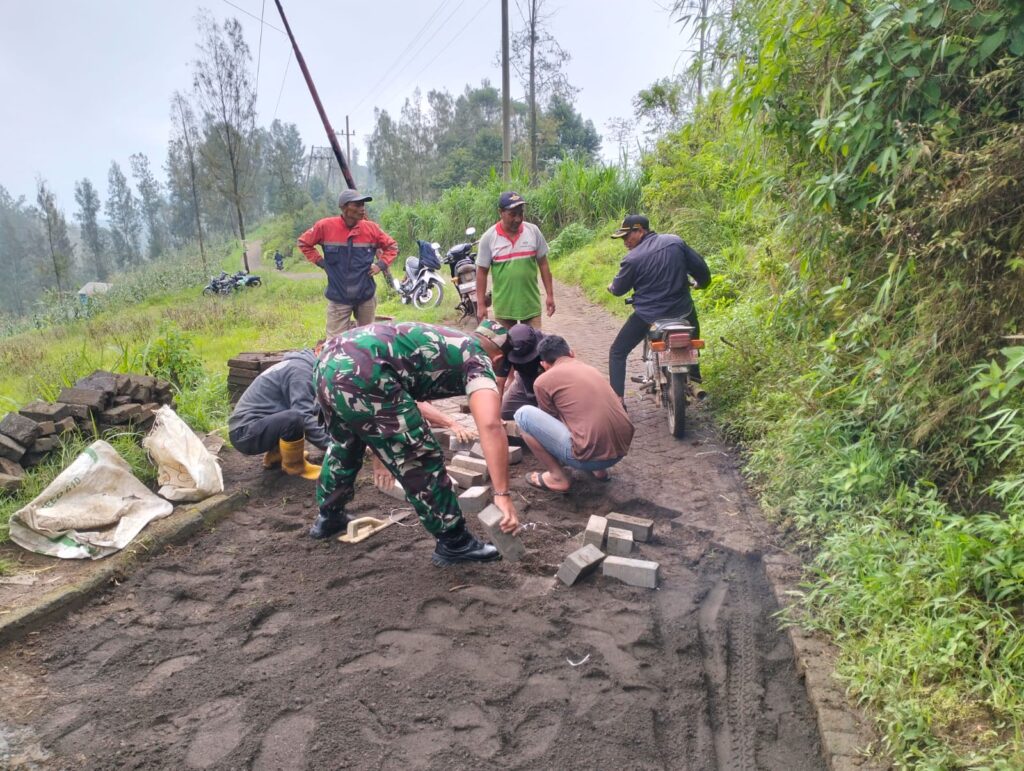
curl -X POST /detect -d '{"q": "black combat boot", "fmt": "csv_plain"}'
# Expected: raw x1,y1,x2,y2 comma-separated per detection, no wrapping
431,521,501,566
308,509,350,540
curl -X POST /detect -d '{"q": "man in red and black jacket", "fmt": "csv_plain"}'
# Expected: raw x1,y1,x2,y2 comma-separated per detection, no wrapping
297,190,399,337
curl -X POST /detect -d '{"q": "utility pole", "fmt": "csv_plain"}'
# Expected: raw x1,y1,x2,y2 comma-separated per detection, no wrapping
335,117,356,183
501,0,511,181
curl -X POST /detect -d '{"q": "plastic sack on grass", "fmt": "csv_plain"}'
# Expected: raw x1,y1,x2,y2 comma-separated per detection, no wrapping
8,440,174,559
142,405,224,502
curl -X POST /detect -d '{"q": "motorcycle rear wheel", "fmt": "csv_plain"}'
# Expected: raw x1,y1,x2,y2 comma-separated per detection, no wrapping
413,279,444,309
250,278,262,287
202,286,215,296
666,372,687,439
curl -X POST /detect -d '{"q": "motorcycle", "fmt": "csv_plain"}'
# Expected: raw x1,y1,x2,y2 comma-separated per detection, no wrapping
231,270,262,288
443,227,479,320
273,252,285,271
627,297,705,438
384,240,446,309
202,271,237,296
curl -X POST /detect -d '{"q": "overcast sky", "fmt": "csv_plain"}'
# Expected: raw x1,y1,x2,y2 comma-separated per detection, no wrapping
0,0,689,211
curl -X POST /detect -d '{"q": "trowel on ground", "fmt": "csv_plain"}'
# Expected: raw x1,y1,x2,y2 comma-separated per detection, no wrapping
337,511,412,543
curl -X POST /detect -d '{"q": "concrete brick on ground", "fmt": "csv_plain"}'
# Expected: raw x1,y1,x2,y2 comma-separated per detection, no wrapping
30,436,59,453
602,556,660,588
458,485,490,514
606,512,655,542
583,515,607,549
507,445,523,464
447,467,484,488
378,480,407,502
504,421,521,439
0,412,41,447
430,427,449,444
448,435,473,454
0,434,26,462
35,420,56,437
0,474,21,492
606,526,634,556
18,400,70,423
556,544,605,586
56,387,108,411
0,458,25,478
477,504,526,561
469,441,485,459
450,454,490,481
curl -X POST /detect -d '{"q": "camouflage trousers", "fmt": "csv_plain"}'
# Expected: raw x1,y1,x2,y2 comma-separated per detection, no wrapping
314,375,462,536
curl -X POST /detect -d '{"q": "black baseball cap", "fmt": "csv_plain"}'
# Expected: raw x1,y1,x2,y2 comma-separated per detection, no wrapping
611,214,650,238
506,324,542,364
498,191,527,210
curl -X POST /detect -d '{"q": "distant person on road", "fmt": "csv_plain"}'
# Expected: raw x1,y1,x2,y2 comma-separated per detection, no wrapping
514,335,634,493
297,190,399,338
274,249,285,270
475,191,554,330
228,348,327,480
606,215,711,401
309,320,519,568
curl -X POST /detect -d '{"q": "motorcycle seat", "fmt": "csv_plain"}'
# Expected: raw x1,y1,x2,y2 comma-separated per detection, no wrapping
648,317,694,339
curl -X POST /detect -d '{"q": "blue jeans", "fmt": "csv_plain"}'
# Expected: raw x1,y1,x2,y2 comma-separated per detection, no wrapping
514,406,622,472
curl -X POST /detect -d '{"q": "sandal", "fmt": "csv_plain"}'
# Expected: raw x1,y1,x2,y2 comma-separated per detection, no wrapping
525,471,570,495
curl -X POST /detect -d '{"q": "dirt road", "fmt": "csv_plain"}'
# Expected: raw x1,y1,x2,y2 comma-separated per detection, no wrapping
0,281,825,769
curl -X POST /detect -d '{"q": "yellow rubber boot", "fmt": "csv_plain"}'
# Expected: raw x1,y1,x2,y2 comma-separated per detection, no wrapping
262,447,282,468
279,438,321,480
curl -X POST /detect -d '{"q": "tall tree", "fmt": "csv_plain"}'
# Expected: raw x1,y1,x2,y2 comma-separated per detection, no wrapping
129,153,167,260
508,0,577,178
0,186,36,316
167,91,207,269
263,119,307,215
191,11,257,271
35,180,75,295
105,161,142,267
74,177,108,281
540,95,601,166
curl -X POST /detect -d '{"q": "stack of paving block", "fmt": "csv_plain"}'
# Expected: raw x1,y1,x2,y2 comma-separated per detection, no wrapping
557,511,660,589
227,351,290,404
0,369,175,492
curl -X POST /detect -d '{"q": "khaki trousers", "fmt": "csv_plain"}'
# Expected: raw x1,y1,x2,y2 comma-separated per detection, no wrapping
326,296,377,338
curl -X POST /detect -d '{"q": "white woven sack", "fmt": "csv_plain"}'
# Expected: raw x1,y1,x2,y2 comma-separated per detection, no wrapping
142,405,224,502
8,440,174,559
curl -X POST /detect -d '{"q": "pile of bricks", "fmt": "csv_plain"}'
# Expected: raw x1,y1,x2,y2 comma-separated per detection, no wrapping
557,512,660,589
0,370,175,493
227,352,289,404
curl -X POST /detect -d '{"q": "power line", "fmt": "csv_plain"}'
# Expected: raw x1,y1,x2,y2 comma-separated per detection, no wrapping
373,0,491,114
273,49,293,122
220,0,284,34
349,0,468,115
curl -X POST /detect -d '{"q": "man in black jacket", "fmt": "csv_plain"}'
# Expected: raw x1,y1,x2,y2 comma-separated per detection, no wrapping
605,215,711,400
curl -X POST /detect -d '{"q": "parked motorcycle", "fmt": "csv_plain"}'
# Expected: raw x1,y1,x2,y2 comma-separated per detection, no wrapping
443,227,479,320
384,240,446,309
273,251,284,271
232,270,262,288
202,271,237,296
627,298,704,438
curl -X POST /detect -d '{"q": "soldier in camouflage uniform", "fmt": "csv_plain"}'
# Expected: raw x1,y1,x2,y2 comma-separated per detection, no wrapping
309,320,520,566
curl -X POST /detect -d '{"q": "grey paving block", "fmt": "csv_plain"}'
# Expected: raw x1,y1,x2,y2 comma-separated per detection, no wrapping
606,512,655,542
477,504,526,561
447,467,484,488
507,445,523,465
57,387,108,411
18,399,70,423
0,457,25,478
0,412,41,447
557,544,605,586
54,416,77,435
602,556,659,588
0,473,21,492
30,436,59,453
102,403,143,425
448,434,474,454
606,526,634,556
378,479,407,502
35,420,56,437
458,485,491,515
469,441,486,459
0,433,26,463
583,514,608,549
504,421,521,439
450,454,490,482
